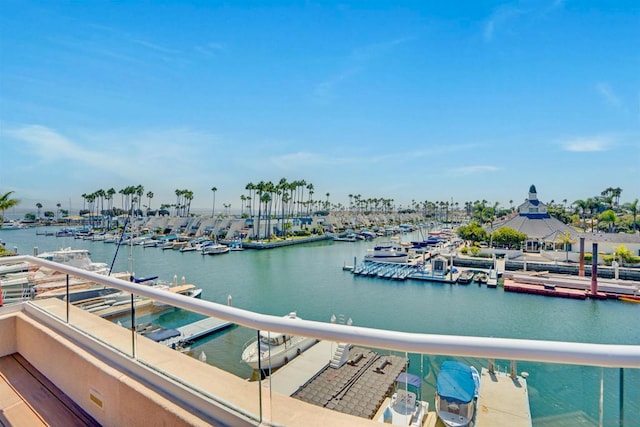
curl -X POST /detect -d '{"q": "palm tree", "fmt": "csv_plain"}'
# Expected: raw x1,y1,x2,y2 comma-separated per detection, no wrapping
36,202,42,219
557,231,576,261
211,187,217,218
612,187,622,209
627,199,638,232
0,191,20,223
240,195,246,216
254,181,265,238
599,209,617,232
573,199,588,231
146,191,154,213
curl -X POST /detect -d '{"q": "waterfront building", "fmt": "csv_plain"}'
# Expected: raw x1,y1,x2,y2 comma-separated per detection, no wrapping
488,185,640,258
489,185,578,253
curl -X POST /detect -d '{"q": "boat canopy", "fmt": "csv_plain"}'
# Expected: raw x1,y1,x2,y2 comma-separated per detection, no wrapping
396,372,422,388
130,275,159,283
436,361,476,404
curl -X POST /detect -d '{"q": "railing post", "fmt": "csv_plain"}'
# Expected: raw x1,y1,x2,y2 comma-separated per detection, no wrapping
619,368,624,427
130,294,136,358
66,274,70,323
257,329,263,423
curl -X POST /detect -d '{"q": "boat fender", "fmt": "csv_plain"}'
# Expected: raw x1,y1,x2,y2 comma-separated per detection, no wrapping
284,356,289,365
297,348,302,356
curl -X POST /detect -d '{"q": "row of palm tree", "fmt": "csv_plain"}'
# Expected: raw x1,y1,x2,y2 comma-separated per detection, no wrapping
242,179,318,238
572,187,637,232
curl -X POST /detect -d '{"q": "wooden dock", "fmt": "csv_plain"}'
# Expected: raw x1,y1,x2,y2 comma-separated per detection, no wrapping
176,316,234,341
475,368,532,427
503,279,588,300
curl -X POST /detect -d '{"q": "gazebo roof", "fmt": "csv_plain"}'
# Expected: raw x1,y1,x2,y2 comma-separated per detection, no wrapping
489,213,577,241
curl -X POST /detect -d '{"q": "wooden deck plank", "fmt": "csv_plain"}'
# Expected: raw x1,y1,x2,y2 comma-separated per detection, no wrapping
0,354,100,427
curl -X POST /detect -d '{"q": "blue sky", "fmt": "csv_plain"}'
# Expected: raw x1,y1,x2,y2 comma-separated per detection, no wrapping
1,1,638,214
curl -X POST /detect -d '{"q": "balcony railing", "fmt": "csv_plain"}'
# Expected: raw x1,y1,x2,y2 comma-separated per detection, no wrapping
1,255,639,426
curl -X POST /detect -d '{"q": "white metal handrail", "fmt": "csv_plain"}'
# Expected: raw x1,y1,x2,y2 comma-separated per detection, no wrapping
2,255,639,368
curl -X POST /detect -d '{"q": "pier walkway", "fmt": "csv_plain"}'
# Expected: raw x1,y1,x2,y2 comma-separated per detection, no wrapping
475,367,532,427
265,340,335,396
175,316,233,341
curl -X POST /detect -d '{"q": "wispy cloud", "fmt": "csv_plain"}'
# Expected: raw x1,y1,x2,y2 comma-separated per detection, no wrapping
5,125,120,168
595,82,621,107
313,68,360,102
483,5,524,42
313,36,412,102
195,42,226,56
350,37,413,62
560,136,613,152
3,125,216,183
133,39,180,55
447,165,499,176
266,143,474,172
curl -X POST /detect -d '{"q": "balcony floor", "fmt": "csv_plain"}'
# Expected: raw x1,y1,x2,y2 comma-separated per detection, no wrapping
0,353,100,427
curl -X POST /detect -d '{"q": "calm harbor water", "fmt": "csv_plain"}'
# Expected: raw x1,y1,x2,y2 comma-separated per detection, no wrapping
2,227,639,426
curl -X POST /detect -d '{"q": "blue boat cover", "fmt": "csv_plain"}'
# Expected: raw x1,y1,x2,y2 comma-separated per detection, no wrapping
396,372,422,388
146,328,181,342
436,361,476,404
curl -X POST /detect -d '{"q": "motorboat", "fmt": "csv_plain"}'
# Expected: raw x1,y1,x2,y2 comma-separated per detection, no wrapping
435,361,480,427
378,372,428,426
457,270,474,285
202,244,230,256
333,233,357,242
619,295,640,303
1,220,25,230
474,271,488,285
37,247,109,274
364,242,409,264
241,312,318,371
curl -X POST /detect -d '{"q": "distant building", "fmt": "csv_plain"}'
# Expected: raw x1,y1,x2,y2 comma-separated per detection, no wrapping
489,185,577,252
489,185,640,257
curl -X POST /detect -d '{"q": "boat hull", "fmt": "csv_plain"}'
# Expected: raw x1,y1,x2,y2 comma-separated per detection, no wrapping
242,336,317,370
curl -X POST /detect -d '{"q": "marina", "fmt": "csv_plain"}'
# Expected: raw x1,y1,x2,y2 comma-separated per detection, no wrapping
1,227,639,425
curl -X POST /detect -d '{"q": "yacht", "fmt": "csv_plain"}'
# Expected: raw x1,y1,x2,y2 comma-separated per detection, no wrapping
202,243,230,256
36,247,109,274
435,361,480,427
241,312,318,371
364,242,409,263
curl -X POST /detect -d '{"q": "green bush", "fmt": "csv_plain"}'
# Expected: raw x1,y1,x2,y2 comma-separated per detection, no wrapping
460,246,469,254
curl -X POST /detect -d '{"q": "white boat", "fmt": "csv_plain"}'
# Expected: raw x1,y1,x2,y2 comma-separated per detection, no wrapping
202,244,229,256
333,233,357,242
0,220,25,230
37,247,109,274
378,372,428,426
435,361,480,427
241,312,318,371
364,242,409,263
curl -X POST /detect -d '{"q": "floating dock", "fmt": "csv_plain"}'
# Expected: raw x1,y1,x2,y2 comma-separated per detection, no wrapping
175,316,233,341
291,348,407,419
475,367,532,427
242,235,332,249
503,280,588,300
504,271,639,298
